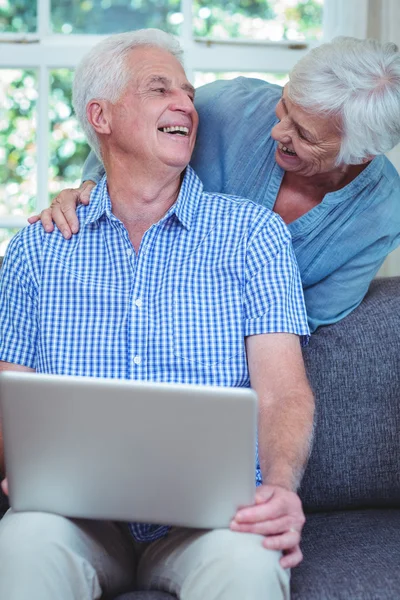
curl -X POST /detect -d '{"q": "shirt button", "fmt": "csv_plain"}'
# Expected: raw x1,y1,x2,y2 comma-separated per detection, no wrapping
134,355,141,365
135,299,142,308
126,248,133,256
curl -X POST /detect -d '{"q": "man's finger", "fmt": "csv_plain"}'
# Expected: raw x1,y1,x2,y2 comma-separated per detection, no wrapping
230,515,296,536
262,530,300,552
280,545,303,569
234,494,288,523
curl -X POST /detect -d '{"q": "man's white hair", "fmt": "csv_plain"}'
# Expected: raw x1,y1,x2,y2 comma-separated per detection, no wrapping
72,29,184,158
288,36,400,165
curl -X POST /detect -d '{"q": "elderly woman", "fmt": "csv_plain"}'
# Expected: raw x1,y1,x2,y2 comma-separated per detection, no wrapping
35,36,400,332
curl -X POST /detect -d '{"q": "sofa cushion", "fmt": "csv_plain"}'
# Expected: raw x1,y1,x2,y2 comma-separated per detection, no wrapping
300,277,400,512
291,509,400,600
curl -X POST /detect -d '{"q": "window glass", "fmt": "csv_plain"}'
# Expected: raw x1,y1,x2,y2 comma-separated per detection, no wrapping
49,69,90,199
51,0,182,35
193,0,323,41
0,0,36,33
0,69,37,218
0,228,20,255
194,71,289,88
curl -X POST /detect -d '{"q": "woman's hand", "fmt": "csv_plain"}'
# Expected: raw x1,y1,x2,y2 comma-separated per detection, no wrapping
230,484,306,569
28,180,96,239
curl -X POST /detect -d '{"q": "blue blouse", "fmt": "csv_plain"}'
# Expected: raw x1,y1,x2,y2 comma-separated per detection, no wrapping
83,77,400,332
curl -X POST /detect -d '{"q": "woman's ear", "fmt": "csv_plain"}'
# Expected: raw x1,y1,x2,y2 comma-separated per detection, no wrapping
361,155,374,164
86,99,112,135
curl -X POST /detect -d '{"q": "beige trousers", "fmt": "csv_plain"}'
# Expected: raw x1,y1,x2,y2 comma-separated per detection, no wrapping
0,509,290,600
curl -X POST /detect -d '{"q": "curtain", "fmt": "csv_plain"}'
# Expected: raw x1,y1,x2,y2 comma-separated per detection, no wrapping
368,0,400,276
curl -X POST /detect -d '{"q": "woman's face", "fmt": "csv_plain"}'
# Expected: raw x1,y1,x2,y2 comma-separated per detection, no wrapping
271,85,343,177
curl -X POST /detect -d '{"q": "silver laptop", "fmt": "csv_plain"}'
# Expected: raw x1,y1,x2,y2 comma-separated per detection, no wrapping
0,372,257,529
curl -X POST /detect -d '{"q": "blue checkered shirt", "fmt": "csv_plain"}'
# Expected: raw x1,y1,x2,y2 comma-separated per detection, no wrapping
0,166,309,542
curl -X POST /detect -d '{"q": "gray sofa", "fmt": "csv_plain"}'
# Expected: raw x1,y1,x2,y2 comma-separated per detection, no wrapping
1,277,399,599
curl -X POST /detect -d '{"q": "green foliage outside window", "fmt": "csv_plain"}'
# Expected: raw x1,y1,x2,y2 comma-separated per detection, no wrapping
193,0,323,41
0,0,36,33
0,70,37,217
51,0,182,35
49,70,90,197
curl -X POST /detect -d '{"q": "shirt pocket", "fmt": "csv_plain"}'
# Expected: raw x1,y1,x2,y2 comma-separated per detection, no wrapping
172,278,245,367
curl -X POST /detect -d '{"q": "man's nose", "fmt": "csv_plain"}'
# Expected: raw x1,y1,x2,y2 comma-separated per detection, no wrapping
170,89,194,112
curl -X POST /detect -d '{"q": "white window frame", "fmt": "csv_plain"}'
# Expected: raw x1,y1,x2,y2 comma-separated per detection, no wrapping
0,0,368,229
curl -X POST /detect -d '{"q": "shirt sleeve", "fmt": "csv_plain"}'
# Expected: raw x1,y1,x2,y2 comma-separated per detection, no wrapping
0,230,40,368
304,236,399,332
82,150,105,184
243,213,310,345
192,78,281,196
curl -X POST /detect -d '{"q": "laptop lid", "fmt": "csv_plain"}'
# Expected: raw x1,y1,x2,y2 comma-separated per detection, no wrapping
0,372,257,529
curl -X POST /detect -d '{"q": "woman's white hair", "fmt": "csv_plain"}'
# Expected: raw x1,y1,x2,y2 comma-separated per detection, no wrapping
288,36,400,165
72,29,184,158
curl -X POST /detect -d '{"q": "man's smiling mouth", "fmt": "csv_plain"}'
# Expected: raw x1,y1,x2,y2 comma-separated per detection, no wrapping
158,126,189,136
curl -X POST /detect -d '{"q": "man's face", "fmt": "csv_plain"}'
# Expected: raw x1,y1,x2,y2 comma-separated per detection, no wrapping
107,46,198,172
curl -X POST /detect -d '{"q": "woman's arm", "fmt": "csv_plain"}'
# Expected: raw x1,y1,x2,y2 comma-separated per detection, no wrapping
28,150,105,238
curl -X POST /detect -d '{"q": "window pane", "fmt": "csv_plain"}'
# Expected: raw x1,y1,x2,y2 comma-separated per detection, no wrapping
194,71,289,88
193,0,323,41
50,70,90,199
0,228,20,255
0,0,37,33
51,0,182,35
0,69,37,218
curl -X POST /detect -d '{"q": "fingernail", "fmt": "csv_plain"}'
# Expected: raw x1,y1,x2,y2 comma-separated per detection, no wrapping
235,513,244,522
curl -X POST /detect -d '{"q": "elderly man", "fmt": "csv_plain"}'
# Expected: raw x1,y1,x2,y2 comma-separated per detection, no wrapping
0,29,314,600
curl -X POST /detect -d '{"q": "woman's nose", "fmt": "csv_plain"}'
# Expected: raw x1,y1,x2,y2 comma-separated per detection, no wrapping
271,119,291,144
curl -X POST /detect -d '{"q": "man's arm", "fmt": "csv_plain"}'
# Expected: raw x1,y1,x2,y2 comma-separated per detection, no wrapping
230,332,314,568
246,332,314,490
0,361,35,480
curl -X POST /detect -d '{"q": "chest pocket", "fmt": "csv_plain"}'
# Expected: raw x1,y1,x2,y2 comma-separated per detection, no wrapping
172,271,245,367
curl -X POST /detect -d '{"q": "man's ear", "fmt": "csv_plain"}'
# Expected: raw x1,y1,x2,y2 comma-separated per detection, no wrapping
86,99,112,135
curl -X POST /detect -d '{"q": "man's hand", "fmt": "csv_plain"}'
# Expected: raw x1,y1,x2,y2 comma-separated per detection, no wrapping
1,478,8,496
27,180,96,239
230,484,305,569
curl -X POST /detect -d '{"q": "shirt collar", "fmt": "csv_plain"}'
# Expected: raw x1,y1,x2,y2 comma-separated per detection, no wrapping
83,174,113,227
83,165,203,231
171,166,203,230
